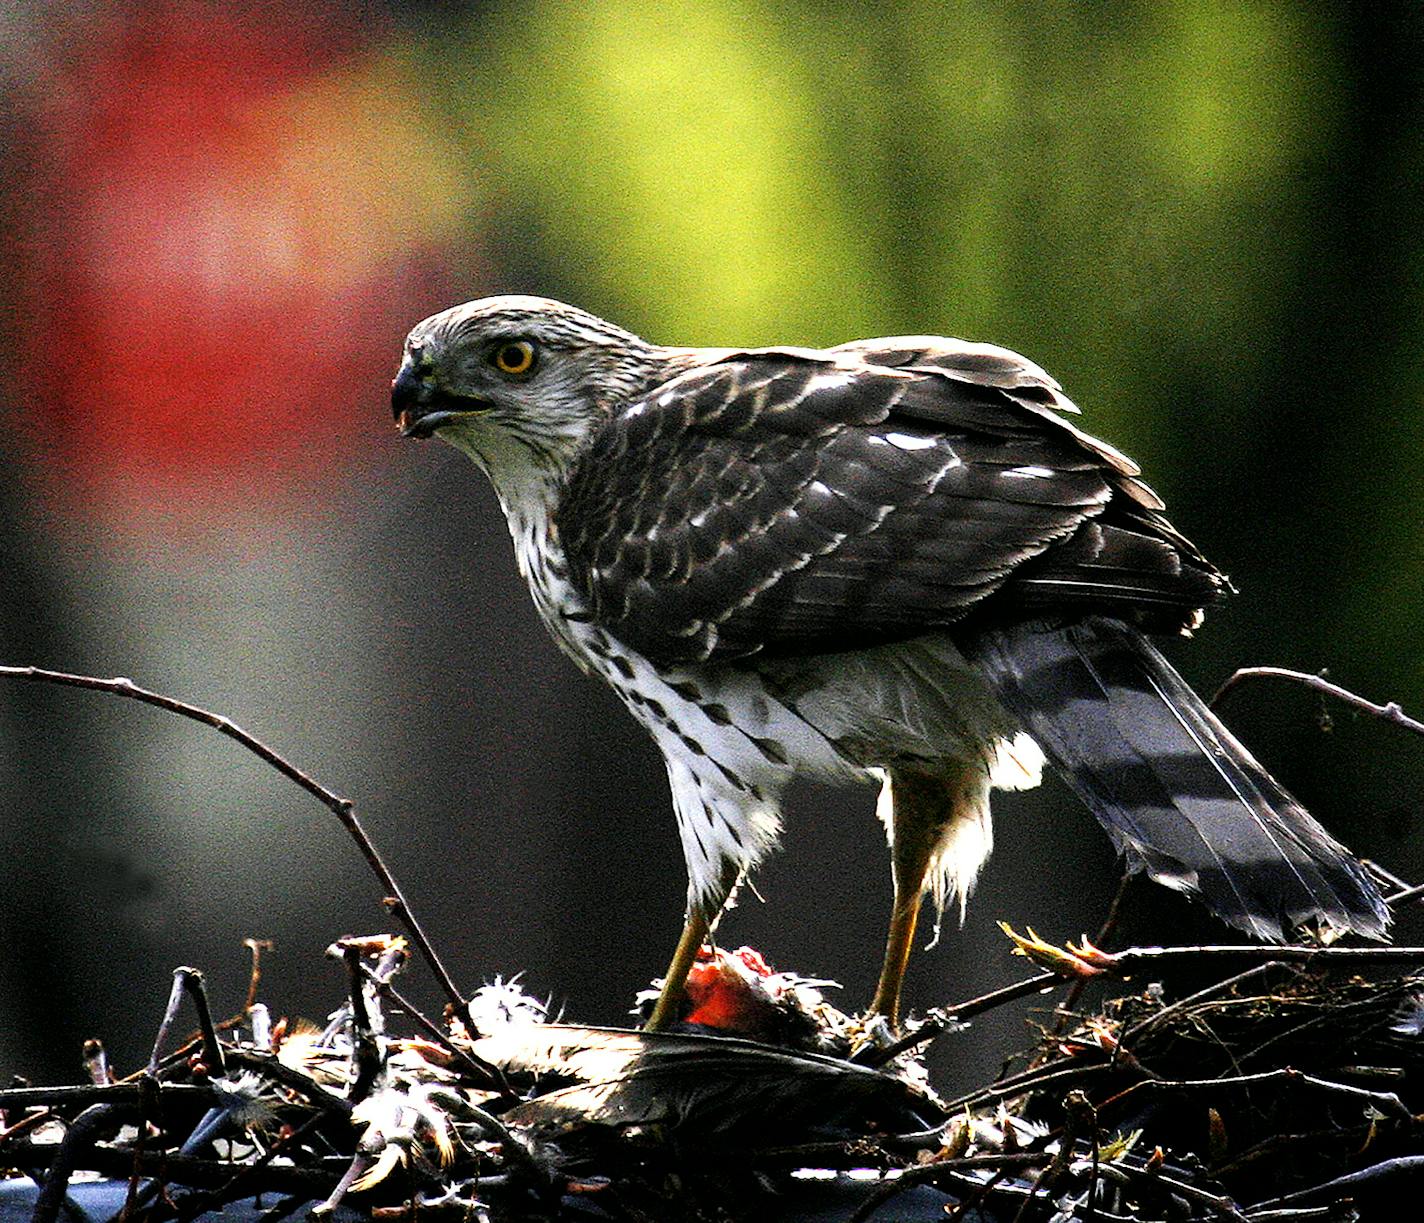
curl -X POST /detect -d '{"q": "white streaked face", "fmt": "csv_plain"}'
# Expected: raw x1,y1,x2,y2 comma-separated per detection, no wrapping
392,295,672,466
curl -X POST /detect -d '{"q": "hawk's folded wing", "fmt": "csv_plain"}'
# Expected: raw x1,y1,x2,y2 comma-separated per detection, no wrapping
559,344,1224,665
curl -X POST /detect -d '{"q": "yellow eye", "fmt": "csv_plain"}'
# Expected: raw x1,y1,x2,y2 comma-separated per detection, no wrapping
492,340,537,376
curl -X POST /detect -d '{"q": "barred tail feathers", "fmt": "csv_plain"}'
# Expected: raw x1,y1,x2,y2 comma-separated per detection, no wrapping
965,617,1389,942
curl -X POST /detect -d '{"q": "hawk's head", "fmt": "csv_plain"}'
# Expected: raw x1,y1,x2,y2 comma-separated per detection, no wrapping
392,295,660,473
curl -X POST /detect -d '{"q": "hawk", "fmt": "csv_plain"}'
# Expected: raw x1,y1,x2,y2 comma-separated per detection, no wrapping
391,295,1388,1029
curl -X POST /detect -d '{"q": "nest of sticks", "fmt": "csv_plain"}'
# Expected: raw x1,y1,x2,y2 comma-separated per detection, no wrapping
6,931,1424,1221
2,666,1423,1221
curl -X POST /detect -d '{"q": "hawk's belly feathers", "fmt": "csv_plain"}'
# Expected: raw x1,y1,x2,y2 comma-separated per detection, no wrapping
520,513,1041,907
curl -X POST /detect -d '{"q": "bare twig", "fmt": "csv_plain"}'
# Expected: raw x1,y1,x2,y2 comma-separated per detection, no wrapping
1356,860,1424,910
1364,859,1412,893
114,1074,159,1223
1386,881,1424,908
122,1037,219,1092
1014,1090,1096,1223
13,1139,343,1196
1210,665,1424,739
81,1040,113,1087
172,1111,331,1223
1086,941,1424,976
847,1152,1051,1223
944,1055,1112,1113
1097,1067,1411,1124
750,1131,947,1168
337,947,382,1106
211,940,278,1037
1124,943,1424,968
149,970,190,1076
0,1083,214,1111
179,967,228,1077
1119,961,1289,1046
1248,1154,1424,1210
356,966,509,1094
1245,1208,1351,1221
948,1172,1017,1223
33,1103,133,1223
241,939,274,1015
857,972,1061,1068
1095,1160,1249,1222
0,665,469,1021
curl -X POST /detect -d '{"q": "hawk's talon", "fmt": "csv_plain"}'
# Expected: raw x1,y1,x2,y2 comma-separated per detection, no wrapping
999,922,1106,979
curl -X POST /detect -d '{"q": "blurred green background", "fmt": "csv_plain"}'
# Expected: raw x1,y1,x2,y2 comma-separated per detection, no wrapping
1,1,1421,1093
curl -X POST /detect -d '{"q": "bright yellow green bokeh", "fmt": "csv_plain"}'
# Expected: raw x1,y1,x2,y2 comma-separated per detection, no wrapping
399,1,1420,695
456,1,877,344
433,0,1332,426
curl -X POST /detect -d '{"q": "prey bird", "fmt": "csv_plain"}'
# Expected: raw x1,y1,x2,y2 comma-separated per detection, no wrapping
392,295,1387,1029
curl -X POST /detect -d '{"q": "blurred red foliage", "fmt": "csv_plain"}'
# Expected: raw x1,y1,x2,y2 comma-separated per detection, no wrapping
13,2,470,507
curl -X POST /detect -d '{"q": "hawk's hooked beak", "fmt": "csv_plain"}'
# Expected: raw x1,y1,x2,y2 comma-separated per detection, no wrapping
393,358,435,441
392,361,487,439
392,362,441,438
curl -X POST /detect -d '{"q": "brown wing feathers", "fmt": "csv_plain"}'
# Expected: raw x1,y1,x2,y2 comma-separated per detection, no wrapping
560,348,1224,666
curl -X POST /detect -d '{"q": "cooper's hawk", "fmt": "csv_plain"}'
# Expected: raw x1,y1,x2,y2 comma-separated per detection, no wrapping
391,295,1387,1029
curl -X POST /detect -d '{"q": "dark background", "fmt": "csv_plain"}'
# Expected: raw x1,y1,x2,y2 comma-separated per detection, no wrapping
1,2,1422,1096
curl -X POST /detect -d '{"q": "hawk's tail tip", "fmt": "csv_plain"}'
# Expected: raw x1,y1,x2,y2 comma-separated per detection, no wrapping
965,615,1390,944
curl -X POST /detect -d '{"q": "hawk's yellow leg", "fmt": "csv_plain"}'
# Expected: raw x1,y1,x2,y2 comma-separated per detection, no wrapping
869,769,960,1028
644,857,742,1031
643,906,713,1031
